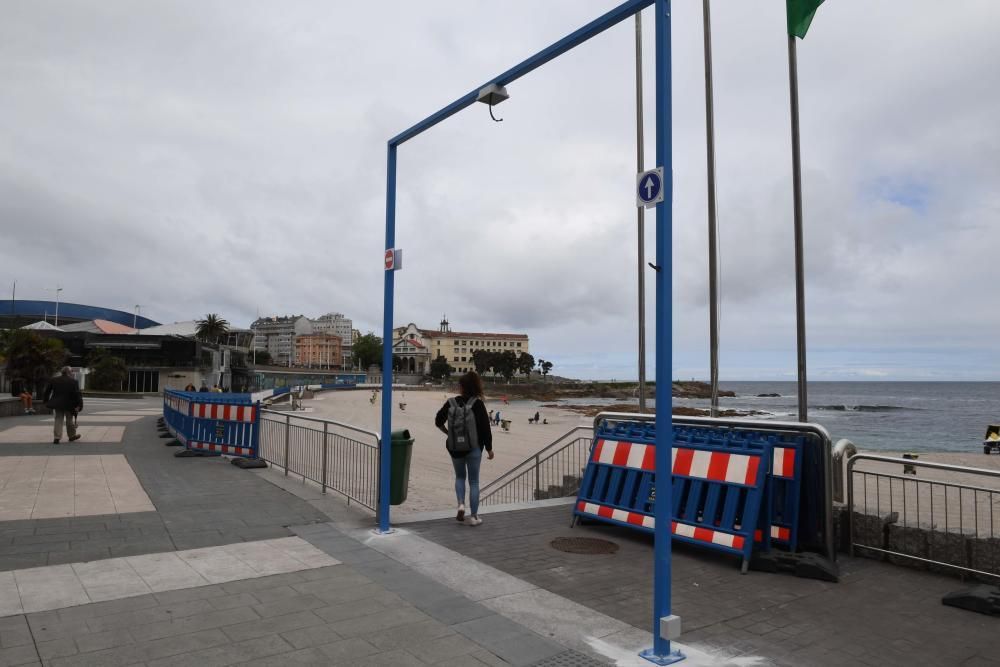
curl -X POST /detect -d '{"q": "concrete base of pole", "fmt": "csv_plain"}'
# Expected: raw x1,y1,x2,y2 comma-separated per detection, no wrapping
639,647,685,665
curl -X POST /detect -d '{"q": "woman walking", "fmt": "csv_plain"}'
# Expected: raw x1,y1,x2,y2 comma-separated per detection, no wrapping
435,371,493,526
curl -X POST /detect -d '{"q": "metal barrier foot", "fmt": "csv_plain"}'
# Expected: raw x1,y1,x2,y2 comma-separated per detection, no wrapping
749,551,839,582
231,457,268,469
173,449,220,458
941,585,1000,616
164,440,183,447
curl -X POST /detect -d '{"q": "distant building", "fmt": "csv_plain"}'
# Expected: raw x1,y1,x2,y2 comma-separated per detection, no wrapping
310,313,353,368
0,300,159,330
250,316,313,365
294,334,342,369
392,317,530,376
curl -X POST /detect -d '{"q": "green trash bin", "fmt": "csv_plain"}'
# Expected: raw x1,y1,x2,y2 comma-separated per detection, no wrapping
389,429,414,505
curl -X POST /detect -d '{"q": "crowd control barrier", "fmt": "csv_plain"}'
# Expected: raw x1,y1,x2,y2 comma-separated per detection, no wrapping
575,414,835,575
162,390,263,464
576,420,771,572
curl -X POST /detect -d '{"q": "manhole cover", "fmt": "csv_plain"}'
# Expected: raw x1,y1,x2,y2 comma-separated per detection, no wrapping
550,537,619,555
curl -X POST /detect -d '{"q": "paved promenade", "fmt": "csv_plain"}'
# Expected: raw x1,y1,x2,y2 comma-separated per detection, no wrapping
1,399,998,666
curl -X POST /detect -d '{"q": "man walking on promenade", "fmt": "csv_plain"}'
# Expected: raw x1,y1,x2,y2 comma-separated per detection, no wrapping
44,366,83,444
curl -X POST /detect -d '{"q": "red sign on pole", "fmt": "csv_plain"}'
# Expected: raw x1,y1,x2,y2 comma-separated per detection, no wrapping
384,248,394,271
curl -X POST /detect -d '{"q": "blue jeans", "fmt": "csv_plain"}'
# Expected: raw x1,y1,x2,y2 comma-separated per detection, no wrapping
451,446,483,516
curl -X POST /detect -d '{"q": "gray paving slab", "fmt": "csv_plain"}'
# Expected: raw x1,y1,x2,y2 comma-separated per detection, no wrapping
0,414,330,571
408,503,1000,667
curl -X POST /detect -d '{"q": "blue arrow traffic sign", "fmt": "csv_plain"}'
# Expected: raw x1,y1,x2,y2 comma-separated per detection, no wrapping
636,167,665,208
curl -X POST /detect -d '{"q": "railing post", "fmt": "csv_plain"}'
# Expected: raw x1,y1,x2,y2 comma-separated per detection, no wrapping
534,455,540,499
284,414,290,477
322,422,328,494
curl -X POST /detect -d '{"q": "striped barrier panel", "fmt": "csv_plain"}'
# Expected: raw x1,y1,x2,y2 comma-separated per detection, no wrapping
755,439,802,551
673,426,803,553
162,390,260,460
573,422,771,571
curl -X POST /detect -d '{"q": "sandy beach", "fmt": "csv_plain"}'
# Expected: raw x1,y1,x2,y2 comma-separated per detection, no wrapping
298,388,593,515
277,388,1000,531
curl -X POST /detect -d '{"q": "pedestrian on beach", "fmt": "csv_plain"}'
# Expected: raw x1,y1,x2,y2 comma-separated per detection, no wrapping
198,383,209,392
435,371,493,526
43,366,83,443
184,383,196,391
533,411,540,424
493,409,501,426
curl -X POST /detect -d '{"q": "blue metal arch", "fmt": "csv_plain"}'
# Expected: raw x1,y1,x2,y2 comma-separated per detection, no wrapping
380,2,679,661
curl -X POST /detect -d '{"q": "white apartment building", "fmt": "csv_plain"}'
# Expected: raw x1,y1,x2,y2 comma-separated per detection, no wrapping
310,313,353,368
250,316,313,365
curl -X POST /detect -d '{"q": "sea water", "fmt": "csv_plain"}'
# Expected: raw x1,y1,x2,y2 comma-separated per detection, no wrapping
540,382,1000,453
678,381,1000,453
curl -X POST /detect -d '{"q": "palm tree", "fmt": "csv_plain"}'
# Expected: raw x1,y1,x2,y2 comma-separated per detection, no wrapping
196,314,230,344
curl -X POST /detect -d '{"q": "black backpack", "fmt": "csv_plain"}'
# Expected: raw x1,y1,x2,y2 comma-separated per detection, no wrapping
446,397,479,455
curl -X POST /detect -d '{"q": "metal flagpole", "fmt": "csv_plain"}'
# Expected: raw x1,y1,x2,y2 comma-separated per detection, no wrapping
787,35,808,422
635,13,647,413
702,0,720,418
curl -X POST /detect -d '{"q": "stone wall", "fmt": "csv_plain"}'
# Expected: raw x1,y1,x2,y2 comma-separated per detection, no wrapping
838,506,1000,581
0,396,52,417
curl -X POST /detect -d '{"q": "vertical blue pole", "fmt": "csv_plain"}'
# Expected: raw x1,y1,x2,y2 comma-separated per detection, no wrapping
378,143,397,534
643,0,682,664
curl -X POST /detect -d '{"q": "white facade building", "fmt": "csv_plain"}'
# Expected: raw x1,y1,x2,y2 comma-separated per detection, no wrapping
310,313,353,368
250,316,313,365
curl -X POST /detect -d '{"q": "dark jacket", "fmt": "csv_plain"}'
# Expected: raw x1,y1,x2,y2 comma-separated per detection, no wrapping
435,395,493,458
44,375,83,412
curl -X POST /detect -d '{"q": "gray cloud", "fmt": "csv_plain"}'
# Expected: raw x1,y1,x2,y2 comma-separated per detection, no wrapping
1,1,998,380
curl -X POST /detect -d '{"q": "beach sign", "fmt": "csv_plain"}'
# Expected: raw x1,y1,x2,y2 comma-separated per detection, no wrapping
636,167,664,208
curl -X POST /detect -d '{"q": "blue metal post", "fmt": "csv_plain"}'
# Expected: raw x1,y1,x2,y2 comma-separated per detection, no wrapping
378,143,397,534
642,0,683,664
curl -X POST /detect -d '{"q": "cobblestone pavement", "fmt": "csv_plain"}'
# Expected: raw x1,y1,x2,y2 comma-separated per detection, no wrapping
407,504,1000,666
0,409,605,666
4,404,998,666
0,410,329,572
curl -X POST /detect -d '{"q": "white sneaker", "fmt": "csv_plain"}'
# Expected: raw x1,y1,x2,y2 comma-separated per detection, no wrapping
466,516,483,526
456,504,465,522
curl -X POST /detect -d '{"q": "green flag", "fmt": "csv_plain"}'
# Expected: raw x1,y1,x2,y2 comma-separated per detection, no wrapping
787,0,826,38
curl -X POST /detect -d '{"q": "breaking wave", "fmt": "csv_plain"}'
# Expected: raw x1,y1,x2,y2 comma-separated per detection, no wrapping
815,404,911,412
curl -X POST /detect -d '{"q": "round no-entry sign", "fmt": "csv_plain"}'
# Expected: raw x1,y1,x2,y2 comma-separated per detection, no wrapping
384,248,394,271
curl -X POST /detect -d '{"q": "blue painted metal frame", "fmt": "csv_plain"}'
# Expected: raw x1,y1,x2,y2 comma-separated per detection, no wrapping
381,0,678,660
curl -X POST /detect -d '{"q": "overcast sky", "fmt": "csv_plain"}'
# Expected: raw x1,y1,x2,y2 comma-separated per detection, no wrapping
2,1,998,381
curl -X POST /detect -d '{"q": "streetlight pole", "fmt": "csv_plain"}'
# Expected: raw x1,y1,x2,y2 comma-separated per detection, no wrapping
46,286,63,327
133,305,141,333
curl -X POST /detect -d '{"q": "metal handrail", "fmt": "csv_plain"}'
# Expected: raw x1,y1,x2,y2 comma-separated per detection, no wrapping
849,454,1000,480
846,453,1000,580
261,408,381,445
480,426,594,497
258,410,380,511
832,439,858,503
